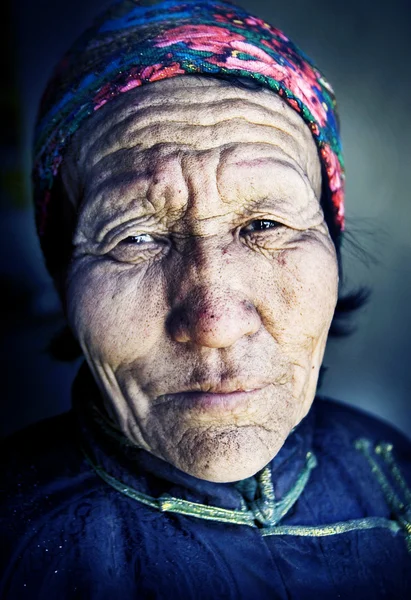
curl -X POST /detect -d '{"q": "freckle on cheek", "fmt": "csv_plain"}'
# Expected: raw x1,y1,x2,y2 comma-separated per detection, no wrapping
281,287,295,307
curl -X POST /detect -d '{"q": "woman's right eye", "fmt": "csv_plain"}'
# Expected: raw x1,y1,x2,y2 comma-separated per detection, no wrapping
120,234,156,245
107,232,167,264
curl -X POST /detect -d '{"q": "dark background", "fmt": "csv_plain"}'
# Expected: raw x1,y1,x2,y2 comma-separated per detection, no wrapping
1,0,410,438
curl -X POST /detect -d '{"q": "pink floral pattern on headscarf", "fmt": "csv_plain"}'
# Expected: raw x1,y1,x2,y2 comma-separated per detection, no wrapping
154,24,329,127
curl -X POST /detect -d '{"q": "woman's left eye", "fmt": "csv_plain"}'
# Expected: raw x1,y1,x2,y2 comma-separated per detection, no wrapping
241,219,280,234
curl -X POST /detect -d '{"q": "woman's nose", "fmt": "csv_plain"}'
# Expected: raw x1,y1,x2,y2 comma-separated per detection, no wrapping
167,286,261,348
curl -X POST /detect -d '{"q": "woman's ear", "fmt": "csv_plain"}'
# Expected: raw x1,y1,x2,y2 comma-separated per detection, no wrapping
38,169,83,361
39,170,77,295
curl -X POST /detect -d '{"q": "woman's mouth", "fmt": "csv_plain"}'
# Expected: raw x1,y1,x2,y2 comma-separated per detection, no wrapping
161,387,268,412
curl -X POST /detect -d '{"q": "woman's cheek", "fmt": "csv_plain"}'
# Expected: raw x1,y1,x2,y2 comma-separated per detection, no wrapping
66,259,166,365
268,239,338,342
292,241,339,334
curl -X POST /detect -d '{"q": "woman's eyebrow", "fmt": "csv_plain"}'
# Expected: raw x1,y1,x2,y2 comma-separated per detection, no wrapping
222,151,308,178
220,159,315,199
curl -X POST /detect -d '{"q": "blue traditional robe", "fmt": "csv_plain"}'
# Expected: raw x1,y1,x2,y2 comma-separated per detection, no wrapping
1,362,411,599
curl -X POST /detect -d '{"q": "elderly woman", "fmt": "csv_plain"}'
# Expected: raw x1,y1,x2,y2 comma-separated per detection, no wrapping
1,0,410,598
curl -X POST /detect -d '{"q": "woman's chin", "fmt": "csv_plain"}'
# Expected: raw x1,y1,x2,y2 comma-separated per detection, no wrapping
155,424,287,483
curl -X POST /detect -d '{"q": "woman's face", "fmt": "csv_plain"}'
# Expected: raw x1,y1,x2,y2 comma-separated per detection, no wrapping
63,78,339,482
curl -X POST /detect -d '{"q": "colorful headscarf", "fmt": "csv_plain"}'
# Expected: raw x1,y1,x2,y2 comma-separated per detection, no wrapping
33,0,345,276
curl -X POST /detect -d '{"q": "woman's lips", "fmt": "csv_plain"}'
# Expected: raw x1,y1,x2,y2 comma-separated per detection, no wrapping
162,387,267,411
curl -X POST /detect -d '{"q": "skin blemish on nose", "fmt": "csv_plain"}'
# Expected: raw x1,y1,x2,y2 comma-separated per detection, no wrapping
278,253,287,266
242,300,256,314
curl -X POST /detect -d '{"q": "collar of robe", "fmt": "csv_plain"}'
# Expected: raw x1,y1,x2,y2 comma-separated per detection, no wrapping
73,361,317,529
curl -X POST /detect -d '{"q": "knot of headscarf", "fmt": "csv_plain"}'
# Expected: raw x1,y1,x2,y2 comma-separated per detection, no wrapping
33,0,344,276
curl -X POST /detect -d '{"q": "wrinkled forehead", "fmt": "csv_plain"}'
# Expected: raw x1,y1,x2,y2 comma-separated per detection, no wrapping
62,77,322,205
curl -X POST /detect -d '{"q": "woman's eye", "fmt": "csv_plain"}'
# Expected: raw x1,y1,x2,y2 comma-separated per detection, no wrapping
241,219,280,234
108,232,166,264
120,234,155,245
